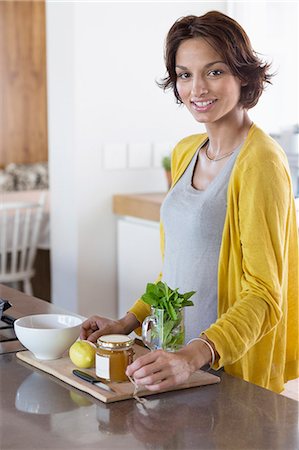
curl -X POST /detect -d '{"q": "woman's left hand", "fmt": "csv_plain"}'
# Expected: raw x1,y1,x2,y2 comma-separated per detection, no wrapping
126,341,211,391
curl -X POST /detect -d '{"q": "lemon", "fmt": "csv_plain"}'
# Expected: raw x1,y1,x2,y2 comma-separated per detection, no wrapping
69,340,97,368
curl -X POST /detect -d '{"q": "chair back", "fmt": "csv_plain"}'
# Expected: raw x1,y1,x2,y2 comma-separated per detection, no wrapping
0,192,46,286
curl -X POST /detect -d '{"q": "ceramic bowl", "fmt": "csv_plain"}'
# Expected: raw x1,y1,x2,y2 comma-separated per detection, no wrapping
14,314,83,360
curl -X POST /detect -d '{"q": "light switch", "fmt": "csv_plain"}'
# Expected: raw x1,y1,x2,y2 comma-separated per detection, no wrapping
103,143,127,170
128,142,152,169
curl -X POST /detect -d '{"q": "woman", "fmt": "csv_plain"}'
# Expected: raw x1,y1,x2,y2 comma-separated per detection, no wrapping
81,11,298,393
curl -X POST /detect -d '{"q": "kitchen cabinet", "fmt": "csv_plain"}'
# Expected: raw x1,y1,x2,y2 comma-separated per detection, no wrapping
113,193,165,317
116,217,161,317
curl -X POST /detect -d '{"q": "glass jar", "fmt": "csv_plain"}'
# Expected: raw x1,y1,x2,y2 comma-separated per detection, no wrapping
96,334,134,382
142,306,184,351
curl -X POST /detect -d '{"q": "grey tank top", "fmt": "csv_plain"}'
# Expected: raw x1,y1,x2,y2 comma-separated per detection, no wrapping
160,141,241,343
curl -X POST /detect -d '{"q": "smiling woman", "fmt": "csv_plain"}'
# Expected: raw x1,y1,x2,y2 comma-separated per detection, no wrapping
160,11,272,110
81,10,299,395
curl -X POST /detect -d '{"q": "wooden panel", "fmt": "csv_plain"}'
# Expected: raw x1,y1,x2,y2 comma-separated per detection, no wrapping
0,1,48,167
16,345,220,403
113,193,166,222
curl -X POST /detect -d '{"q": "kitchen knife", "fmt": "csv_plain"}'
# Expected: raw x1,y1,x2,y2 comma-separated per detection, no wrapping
72,369,115,393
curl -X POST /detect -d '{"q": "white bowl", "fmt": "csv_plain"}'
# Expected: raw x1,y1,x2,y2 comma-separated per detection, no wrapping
14,314,83,360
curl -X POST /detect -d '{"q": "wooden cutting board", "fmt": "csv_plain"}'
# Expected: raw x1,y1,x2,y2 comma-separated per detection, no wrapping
16,343,220,403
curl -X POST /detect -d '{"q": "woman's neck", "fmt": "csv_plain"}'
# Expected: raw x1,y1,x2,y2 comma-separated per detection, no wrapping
205,111,252,156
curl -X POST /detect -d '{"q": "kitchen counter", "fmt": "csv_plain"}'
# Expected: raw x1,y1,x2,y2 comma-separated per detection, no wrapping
113,192,166,222
1,284,298,450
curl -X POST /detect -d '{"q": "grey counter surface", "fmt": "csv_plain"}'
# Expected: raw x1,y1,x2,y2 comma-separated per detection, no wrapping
1,284,298,450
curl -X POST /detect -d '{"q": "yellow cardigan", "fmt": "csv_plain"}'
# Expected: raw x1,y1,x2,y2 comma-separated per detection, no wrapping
129,124,299,393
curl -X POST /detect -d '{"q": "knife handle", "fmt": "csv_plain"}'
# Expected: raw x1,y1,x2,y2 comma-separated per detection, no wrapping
73,369,99,384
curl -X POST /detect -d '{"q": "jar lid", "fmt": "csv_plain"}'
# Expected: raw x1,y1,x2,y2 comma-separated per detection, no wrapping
97,334,134,350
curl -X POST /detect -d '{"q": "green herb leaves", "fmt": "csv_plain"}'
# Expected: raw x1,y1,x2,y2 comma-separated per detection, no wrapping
141,282,195,350
141,281,195,321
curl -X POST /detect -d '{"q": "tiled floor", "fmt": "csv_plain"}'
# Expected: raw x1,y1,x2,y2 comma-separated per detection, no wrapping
281,378,299,401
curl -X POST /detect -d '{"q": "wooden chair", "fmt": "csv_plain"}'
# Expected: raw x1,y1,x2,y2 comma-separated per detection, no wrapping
0,193,46,295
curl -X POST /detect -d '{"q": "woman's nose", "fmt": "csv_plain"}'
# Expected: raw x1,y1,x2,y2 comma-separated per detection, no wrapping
191,77,208,97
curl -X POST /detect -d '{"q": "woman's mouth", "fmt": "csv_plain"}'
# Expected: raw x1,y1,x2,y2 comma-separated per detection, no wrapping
191,99,217,112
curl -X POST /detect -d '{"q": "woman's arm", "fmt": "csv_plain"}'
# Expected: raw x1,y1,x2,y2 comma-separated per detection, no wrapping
126,335,215,391
205,157,292,368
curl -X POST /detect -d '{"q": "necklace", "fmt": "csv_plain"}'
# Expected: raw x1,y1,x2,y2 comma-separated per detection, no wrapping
205,143,235,162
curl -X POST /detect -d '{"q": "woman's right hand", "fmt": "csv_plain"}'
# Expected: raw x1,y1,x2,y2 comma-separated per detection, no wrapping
80,313,139,343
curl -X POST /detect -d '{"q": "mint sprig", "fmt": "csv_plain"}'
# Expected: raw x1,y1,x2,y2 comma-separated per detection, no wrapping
141,281,195,350
141,281,195,321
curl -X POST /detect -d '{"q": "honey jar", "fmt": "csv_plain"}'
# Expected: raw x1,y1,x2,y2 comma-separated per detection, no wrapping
96,334,134,382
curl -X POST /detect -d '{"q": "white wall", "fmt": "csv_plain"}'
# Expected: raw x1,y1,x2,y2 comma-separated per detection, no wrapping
46,3,78,312
46,1,298,318
227,1,298,134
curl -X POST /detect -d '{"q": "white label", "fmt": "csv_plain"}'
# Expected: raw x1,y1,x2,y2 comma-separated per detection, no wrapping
96,354,110,380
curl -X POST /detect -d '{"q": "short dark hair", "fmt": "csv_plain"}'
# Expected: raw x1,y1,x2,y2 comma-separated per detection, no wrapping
159,11,273,109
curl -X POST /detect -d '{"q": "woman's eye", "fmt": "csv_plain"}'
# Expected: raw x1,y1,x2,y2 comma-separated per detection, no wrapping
177,72,191,80
208,69,223,77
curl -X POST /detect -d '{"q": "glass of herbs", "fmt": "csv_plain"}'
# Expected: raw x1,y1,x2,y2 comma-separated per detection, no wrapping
141,282,195,351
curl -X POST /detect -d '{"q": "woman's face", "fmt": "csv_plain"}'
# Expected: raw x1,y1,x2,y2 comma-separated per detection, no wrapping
175,37,244,125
